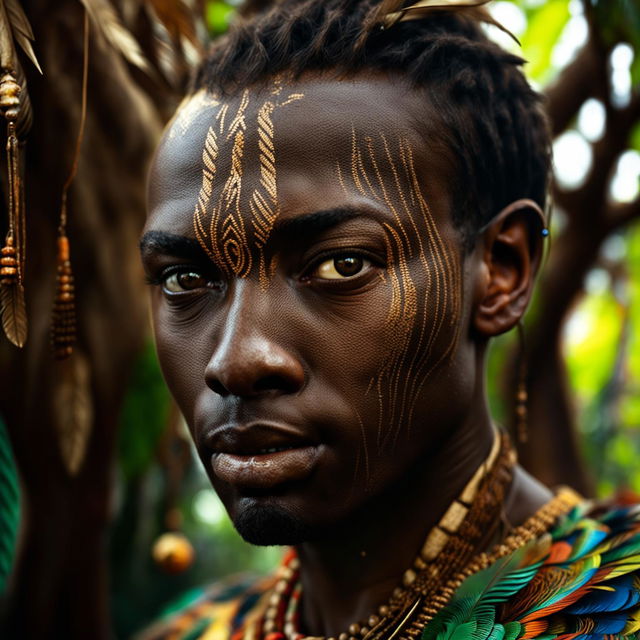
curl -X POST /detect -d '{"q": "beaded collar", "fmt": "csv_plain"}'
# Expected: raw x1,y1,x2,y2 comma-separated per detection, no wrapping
246,432,581,640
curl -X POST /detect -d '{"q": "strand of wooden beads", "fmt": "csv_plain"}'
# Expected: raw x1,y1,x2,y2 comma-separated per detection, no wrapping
262,433,515,640
0,236,18,287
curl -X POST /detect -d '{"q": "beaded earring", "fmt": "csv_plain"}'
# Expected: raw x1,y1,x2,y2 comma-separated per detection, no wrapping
515,321,528,444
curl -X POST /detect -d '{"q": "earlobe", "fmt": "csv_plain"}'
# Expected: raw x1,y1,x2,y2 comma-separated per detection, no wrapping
473,199,546,338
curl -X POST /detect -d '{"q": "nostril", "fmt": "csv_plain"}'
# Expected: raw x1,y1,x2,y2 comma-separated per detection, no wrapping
254,374,301,394
208,378,228,396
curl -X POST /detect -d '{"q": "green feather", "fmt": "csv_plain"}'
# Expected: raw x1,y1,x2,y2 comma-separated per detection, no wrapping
0,415,20,594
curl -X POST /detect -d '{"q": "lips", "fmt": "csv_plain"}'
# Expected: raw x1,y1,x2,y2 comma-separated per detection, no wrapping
205,422,320,490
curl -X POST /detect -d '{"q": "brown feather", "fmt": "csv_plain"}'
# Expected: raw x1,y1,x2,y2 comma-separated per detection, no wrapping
3,0,42,73
145,0,200,48
53,351,93,476
79,0,152,74
382,0,520,45
0,281,27,348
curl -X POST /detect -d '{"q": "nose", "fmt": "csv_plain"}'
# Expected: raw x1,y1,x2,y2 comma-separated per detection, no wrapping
204,285,305,398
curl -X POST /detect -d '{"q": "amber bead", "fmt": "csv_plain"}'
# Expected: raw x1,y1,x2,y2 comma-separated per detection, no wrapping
151,532,195,574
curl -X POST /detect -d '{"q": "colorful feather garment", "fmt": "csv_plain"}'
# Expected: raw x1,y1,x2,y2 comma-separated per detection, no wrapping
423,503,640,640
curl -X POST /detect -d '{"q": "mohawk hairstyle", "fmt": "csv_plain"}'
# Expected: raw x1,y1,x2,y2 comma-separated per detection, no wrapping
192,0,551,248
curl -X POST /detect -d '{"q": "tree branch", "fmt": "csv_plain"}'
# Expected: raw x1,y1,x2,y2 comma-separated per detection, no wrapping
606,195,640,231
545,39,606,137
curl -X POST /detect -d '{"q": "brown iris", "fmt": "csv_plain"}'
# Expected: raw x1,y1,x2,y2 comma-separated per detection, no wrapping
164,271,209,293
334,256,363,277
315,255,366,280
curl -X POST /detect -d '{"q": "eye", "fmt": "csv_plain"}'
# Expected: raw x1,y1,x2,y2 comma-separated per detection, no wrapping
313,255,370,280
163,270,211,293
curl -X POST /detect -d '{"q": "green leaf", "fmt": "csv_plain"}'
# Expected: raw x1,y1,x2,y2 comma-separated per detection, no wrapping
0,415,20,594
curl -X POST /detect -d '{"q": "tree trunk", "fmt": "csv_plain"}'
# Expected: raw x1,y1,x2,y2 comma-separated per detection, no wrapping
0,1,172,636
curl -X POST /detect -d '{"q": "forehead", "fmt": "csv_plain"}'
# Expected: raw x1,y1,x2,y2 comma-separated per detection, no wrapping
147,74,454,233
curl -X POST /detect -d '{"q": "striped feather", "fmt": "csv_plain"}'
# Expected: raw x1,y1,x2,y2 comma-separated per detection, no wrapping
423,504,640,640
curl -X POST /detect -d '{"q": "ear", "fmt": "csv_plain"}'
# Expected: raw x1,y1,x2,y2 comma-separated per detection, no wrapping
473,200,546,338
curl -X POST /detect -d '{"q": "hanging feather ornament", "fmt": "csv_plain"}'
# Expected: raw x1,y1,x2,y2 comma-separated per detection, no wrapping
52,350,93,475
0,0,41,348
0,73,27,348
48,8,93,476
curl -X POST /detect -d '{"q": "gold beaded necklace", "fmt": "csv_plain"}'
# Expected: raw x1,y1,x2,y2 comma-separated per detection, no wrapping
249,433,582,640
250,431,552,640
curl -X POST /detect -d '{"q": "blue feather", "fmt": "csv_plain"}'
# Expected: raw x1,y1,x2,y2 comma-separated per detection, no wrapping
566,576,640,614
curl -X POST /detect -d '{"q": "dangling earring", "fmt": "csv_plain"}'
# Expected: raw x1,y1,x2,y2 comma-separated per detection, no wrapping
515,320,528,444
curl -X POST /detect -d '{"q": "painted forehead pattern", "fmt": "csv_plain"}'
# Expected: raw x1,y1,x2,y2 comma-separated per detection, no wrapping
192,80,304,288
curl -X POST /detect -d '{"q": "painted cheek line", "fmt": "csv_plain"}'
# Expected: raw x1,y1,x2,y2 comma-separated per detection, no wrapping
337,130,462,454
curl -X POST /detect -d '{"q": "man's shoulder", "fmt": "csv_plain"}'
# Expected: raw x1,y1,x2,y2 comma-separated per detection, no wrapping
426,499,640,640
134,572,276,640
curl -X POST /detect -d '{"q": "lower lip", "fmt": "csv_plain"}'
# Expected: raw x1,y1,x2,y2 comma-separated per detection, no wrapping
211,447,319,489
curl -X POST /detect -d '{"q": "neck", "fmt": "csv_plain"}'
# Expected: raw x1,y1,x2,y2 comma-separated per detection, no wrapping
295,408,496,638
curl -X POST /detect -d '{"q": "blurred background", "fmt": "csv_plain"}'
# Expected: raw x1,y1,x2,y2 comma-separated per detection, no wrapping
0,0,638,637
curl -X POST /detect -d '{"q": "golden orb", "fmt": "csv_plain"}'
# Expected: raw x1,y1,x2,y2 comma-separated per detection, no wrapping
152,532,195,574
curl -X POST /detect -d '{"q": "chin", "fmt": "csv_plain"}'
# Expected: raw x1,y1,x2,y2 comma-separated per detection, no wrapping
232,499,315,546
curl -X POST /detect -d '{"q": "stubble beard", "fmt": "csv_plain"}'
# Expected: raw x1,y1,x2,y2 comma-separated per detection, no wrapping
232,499,316,546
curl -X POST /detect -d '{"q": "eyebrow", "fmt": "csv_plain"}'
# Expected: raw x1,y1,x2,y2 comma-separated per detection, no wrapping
140,207,369,259
272,207,362,241
139,231,206,259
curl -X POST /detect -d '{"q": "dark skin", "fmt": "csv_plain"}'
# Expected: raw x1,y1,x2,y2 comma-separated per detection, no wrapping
142,75,552,637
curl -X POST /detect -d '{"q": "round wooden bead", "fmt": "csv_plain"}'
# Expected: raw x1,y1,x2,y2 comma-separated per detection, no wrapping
151,532,195,574
403,569,417,587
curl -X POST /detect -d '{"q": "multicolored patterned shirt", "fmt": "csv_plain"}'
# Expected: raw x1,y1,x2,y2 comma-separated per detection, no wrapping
137,500,640,640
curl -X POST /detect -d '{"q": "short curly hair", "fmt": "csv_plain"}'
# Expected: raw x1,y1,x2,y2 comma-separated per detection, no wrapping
192,0,551,249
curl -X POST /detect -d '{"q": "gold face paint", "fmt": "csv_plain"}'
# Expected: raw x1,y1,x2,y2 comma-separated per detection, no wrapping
193,82,304,284
168,89,220,140
338,130,462,453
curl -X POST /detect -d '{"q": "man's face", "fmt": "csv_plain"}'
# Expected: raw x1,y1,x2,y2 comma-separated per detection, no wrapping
143,75,479,544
